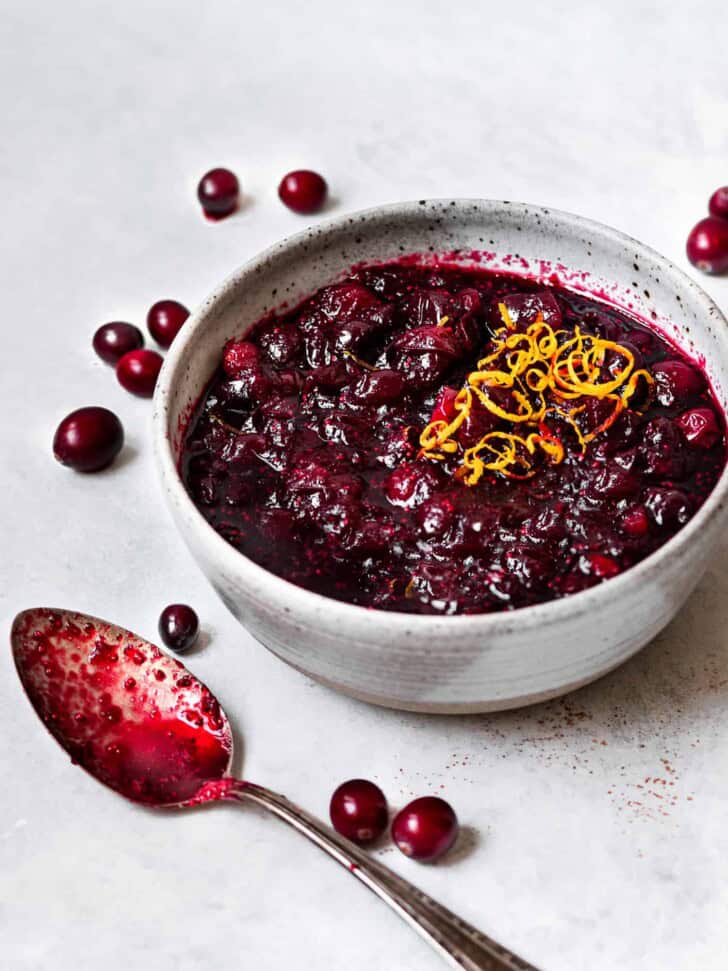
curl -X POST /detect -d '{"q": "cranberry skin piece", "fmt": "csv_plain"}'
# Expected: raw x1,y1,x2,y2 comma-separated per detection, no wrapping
158,604,199,654
391,797,459,862
147,300,190,348
116,349,164,397
676,407,721,448
93,322,144,365
197,168,239,219
53,407,124,473
278,170,328,214
329,779,388,845
708,187,728,220
686,217,728,275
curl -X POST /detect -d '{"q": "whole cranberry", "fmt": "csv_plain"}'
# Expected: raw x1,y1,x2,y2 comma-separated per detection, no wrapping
708,187,728,221
147,300,190,348
350,369,405,405
329,779,388,845
645,487,692,528
383,463,439,508
686,217,728,275
652,360,704,405
53,407,124,472
391,796,459,862
197,168,239,220
116,349,164,397
158,604,199,653
676,407,721,448
580,552,620,580
278,170,328,214
621,505,650,537
223,340,260,377
93,322,144,364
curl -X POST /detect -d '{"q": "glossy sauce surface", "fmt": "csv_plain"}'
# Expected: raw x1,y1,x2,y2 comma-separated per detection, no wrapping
181,264,726,614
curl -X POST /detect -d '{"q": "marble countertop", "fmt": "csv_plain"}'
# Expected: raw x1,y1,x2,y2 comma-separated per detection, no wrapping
2,1,727,968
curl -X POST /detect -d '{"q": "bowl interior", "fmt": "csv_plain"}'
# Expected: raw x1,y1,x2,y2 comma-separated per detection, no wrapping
154,200,728,636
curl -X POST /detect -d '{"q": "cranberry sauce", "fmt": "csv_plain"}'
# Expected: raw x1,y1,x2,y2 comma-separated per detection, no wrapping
12,609,231,804
180,264,726,615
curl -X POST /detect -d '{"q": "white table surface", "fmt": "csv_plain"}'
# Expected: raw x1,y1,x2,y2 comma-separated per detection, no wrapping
2,2,728,968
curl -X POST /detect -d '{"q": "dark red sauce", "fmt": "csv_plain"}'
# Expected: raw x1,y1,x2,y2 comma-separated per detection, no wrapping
12,609,231,804
180,264,726,615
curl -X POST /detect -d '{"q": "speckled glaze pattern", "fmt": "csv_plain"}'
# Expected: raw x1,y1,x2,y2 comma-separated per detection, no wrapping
152,199,728,713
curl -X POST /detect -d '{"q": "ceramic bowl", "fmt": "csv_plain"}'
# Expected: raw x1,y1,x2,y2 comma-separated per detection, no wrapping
152,199,728,713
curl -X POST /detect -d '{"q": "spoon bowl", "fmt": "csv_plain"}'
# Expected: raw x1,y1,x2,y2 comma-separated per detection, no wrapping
11,607,232,807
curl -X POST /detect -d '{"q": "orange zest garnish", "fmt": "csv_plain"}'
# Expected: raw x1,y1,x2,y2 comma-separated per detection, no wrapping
419,315,654,483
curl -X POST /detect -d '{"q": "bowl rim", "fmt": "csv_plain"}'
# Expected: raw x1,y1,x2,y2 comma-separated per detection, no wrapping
153,197,728,634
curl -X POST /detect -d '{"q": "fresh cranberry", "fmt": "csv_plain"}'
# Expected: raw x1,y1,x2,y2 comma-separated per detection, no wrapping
147,300,190,348
391,796,459,862
116,349,163,397
329,779,388,845
278,169,328,214
197,168,239,220
686,217,728,274
652,360,704,406
158,604,199,653
53,407,124,473
621,506,650,537
93,322,144,364
708,187,728,221
676,407,721,448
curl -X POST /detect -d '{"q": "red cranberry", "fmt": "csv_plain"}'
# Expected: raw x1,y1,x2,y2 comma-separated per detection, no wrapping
645,488,691,527
429,387,458,424
93,322,144,364
158,604,199,653
223,340,259,377
652,360,704,405
53,407,124,473
391,796,459,862
708,186,728,221
580,552,620,579
686,217,728,274
621,506,650,537
197,168,239,220
350,369,405,405
676,407,721,448
329,779,388,845
383,463,439,508
278,170,328,214
147,300,190,348
116,349,164,397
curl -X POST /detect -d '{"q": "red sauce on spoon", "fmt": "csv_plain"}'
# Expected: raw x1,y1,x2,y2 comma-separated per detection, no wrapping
12,608,232,806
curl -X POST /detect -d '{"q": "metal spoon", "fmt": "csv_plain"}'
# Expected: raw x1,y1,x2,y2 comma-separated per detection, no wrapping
11,607,538,971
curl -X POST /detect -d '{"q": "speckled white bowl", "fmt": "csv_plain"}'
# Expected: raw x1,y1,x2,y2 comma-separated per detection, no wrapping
153,199,728,713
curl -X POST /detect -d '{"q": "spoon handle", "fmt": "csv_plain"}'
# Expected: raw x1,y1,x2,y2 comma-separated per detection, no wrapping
226,781,538,971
